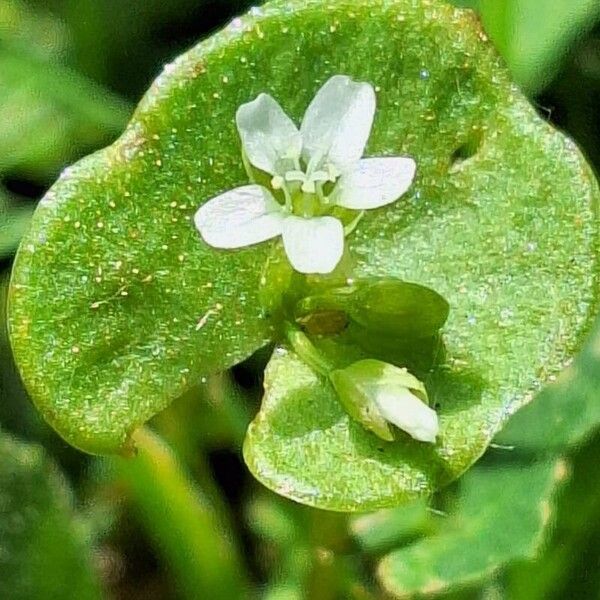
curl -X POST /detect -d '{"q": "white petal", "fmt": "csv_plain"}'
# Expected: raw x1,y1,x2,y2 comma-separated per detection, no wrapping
375,388,439,443
300,75,376,172
236,93,302,175
334,157,417,210
195,185,284,249
281,215,344,274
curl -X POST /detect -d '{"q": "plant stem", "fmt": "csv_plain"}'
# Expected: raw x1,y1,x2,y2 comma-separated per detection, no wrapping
284,323,333,376
118,427,248,600
306,510,354,600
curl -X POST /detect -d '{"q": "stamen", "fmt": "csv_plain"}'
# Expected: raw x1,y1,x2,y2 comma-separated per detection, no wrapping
326,163,340,182
285,170,307,183
301,180,316,193
271,175,285,189
310,170,330,183
306,150,324,176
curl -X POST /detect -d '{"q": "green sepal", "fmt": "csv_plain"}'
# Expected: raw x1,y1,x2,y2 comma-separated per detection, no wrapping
295,278,449,341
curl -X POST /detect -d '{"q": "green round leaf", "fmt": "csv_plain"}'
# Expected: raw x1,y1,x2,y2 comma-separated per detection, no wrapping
8,0,599,463
377,457,566,598
237,1,598,510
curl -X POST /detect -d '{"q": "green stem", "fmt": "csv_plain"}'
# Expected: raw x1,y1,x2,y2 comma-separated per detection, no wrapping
306,511,355,600
118,427,248,600
285,323,333,376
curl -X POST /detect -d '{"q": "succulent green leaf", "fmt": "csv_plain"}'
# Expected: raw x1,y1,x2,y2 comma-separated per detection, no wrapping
505,435,600,600
496,315,600,453
377,457,568,598
0,431,101,600
9,0,599,456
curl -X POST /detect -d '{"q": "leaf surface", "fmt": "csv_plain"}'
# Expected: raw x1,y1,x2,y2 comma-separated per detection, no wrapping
9,0,599,455
377,457,566,598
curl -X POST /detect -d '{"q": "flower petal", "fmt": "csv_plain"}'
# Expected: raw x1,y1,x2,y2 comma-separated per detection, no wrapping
334,157,417,210
281,215,344,274
195,185,284,249
236,93,302,175
300,75,376,172
374,387,439,443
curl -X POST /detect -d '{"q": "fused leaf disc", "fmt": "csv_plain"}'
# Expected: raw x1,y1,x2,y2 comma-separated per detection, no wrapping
8,0,599,472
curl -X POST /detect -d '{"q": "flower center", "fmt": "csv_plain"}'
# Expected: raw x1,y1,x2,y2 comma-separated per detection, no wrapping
269,154,341,218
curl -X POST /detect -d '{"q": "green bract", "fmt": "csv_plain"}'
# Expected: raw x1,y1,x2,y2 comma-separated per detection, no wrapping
7,0,600,510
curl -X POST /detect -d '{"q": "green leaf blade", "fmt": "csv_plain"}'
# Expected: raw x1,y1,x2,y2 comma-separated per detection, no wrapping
9,151,274,452
377,458,566,598
8,0,599,460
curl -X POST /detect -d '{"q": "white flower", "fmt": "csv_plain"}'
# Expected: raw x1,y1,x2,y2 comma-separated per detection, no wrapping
195,75,416,274
374,385,439,443
330,359,439,443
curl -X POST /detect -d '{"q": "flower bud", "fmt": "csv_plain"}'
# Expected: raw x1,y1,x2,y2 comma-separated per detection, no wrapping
329,359,439,443
294,278,449,341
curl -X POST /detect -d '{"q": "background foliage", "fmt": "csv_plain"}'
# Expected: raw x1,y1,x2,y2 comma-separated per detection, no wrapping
2,0,600,598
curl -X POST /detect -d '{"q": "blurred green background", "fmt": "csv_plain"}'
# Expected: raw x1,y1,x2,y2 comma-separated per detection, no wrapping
2,1,600,598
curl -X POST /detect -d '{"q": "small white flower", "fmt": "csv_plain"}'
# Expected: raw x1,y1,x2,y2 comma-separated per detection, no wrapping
330,359,438,443
374,385,439,444
195,75,416,274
